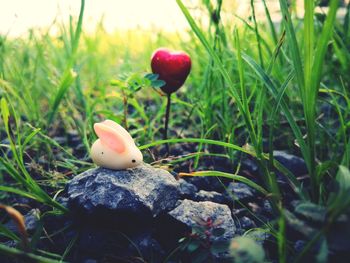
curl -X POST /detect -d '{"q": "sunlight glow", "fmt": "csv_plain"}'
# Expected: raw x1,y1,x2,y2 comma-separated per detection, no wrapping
0,0,193,36
1,0,347,37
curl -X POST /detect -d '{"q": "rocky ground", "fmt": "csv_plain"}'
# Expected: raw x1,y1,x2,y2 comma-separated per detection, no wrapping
1,143,350,262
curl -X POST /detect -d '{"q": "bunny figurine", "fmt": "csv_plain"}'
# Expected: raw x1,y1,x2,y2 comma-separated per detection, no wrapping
91,119,143,170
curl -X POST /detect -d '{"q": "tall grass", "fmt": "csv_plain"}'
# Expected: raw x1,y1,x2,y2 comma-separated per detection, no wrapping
0,98,67,213
177,0,344,197
279,0,339,202
0,0,349,261
47,0,85,125
175,0,348,261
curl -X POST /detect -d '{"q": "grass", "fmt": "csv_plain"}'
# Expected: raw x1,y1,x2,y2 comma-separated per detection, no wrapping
1,0,350,262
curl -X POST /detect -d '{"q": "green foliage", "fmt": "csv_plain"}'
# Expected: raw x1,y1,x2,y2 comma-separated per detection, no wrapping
144,73,166,88
111,73,165,97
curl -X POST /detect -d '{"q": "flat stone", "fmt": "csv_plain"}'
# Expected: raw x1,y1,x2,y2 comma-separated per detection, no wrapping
66,163,180,218
168,199,236,242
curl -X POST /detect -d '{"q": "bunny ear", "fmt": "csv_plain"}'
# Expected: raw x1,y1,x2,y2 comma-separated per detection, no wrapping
94,123,126,153
102,120,134,144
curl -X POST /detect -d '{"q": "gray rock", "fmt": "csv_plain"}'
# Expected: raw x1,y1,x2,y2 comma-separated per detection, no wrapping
262,200,273,217
246,230,272,246
186,176,227,192
237,216,256,233
67,163,180,218
25,209,40,233
294,240,306,254
178,178,198,199
232,208,248,218
241,158,259,176
4,209,40,235
273,150,308,177
194,190,231,205
127,232,165,262
225,182,256,202
168,199,236,242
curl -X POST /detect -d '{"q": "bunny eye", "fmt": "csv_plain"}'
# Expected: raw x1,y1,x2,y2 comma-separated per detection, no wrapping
131,159,136,163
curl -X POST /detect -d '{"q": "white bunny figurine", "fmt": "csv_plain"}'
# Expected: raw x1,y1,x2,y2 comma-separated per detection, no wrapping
90,119,143,170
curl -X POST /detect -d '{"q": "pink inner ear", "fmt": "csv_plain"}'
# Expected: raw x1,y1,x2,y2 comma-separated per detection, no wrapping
94,123,126,153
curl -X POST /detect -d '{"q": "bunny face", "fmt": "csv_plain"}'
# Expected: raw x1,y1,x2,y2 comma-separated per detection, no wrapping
90,120,143,170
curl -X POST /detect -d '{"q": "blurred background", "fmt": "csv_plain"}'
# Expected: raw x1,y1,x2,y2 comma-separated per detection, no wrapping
2,0,348,37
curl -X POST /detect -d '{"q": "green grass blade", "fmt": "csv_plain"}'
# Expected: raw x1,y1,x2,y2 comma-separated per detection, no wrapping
141,138,306,199
311,0,339,99
0,185,41,201
277,210,287,263
262,0,278,44
278,0,305,94
241,53,310,166
140,138,251,155
0,224,20,242
0,98,10,134
180,170,269,196
47,69,77,124
250,0,265,68
47,0,85,125
0,243,66,263
304,0,315,98
176,0,260,153
175,0,242,108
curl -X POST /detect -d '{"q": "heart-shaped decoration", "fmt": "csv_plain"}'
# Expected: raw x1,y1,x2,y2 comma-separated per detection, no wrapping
151,48,191,94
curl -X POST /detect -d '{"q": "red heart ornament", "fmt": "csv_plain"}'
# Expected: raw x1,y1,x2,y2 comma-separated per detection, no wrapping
151,48,191,94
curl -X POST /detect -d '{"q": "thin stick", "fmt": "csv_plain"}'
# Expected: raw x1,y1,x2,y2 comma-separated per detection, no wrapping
164,93,172,154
